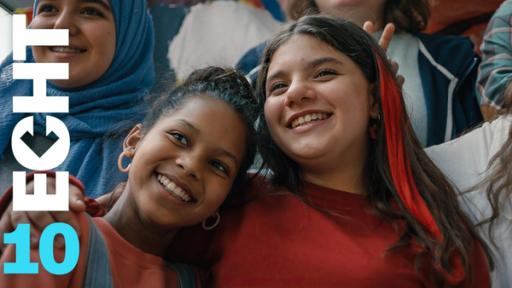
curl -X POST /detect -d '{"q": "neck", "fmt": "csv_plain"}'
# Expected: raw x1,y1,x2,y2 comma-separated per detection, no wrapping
300,142,368,195
303,162,367,195
104,188,177,256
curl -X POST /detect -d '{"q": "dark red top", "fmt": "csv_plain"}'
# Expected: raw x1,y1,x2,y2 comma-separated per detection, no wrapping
0,175,490,287
207,181,490,287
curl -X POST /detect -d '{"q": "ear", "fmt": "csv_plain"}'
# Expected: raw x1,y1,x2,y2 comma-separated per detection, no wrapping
123,124,144,153
368,84,380,119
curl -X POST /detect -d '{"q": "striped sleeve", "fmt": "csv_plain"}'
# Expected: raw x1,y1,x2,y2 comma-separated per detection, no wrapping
477,0,512,108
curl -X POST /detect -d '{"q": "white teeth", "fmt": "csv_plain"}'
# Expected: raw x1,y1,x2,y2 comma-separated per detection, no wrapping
156,174,192,202
50,46,84,53
290,113,329,128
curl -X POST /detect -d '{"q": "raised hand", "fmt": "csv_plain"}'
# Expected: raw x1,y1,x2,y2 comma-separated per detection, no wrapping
363,21,405,88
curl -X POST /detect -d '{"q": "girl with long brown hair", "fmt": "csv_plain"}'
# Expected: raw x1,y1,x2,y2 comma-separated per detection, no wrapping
205,15,490,287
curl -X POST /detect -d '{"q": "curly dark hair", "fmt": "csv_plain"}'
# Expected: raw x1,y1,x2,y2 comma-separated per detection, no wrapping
144,66,259,207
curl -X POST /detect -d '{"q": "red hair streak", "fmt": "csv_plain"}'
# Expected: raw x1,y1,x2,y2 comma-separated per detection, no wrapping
375,56,464,284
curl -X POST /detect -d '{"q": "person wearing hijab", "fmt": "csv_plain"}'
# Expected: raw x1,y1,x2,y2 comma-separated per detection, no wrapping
0,0,155,197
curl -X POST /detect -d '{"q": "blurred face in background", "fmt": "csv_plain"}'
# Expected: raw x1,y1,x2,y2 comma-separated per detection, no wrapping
31,0,116,89
314,0,386,28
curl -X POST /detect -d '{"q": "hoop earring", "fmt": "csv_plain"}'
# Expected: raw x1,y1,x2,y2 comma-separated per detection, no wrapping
202,212,220,231
117,148,135,173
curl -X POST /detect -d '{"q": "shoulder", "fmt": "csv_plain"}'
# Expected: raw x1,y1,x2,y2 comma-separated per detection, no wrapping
235,173,290,199
237,41,268,75
241,41,268,58
252,175,301,198
486,114,512,131
415,32,477,75
492,0,512,20
415,32,475,52
224,174,299,214
427,116,510,158
486,115,512,155
426,116,511,189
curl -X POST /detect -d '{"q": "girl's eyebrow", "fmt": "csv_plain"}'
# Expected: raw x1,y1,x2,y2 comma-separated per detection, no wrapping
82,0,112,11
214,148,239,167
266,70,286,86
267,57,343,84
176,119,199,134
309,57,344,68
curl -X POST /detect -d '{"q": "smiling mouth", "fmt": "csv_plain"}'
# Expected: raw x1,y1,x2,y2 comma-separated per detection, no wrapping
49,46,86,53
288,112,331,129
156,174,196,203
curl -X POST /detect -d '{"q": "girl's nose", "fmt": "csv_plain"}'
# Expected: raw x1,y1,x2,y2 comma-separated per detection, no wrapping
283,82,316,108
175,155,201,180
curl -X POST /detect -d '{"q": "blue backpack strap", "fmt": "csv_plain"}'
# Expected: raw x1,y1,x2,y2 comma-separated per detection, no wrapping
83,216,113,288
170,262,198,288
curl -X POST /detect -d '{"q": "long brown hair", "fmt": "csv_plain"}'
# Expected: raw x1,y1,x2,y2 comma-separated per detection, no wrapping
287,0,430,32
256,16,485,286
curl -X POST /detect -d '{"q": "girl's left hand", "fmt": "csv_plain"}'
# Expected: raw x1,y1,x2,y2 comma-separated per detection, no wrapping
363,21,395,51
363,21,405,87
